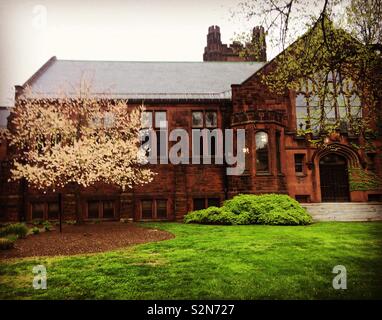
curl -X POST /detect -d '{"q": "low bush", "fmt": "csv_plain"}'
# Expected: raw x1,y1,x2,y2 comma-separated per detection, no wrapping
257,208,312,226
184,207,236,225
0,223,29,238
184,194,312,226
0,237,15,250
31,227,40,235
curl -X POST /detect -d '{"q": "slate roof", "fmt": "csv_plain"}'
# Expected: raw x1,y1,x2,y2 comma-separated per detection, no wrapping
20,57,264,100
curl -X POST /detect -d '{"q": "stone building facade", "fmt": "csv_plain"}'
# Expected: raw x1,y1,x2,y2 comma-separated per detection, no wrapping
0,26,381,222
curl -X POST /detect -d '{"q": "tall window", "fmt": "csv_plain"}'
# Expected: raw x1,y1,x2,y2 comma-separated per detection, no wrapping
296,74,362,133
141,111,167,158
192,111,218,159
294,154,305,174
255,131,269,172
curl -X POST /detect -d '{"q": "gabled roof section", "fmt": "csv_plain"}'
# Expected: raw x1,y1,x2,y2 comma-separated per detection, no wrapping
238,15,365,86
19,58,265,101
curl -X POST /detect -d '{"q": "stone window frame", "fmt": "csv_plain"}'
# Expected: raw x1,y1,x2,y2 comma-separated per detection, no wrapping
140,198,168,220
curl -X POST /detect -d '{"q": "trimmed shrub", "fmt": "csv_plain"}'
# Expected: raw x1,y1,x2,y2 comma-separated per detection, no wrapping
184,194,312,226
0,223,29,238
184,207,236,225
0,237,15,250
257,208,312,225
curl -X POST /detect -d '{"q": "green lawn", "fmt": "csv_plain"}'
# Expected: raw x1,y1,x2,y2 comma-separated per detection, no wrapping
1,222,382,299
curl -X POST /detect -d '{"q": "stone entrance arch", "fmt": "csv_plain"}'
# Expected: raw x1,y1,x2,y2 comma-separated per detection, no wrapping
319,154,350,202
311,143,362,202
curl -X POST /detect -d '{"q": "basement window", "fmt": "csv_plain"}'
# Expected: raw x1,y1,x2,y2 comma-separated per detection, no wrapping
87,200,116,219
141,199,168,219
193,197,221,210
31,203,45,220
31,201,60,220
295,195,310,203
368,194,382,202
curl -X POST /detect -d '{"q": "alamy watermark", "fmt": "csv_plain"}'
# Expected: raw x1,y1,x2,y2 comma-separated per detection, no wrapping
32,265,47,290
332,265,347,290
139,125,247,176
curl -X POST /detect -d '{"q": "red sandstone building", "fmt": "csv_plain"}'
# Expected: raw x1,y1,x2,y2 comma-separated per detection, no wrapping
0,26,381,222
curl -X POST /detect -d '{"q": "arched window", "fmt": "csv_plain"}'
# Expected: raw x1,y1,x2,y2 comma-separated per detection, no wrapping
255,131,269,172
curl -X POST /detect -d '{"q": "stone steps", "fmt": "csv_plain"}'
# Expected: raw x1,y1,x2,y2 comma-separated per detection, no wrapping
302,203,382,222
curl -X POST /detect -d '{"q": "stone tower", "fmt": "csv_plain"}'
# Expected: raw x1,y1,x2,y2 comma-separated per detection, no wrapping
203,25,267,62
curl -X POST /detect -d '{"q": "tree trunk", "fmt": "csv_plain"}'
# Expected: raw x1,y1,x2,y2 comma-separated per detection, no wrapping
58,192,62,232
75,184,83,224
19,178,28,222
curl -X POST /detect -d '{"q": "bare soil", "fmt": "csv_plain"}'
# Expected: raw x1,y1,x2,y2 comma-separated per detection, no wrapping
0,222,174,259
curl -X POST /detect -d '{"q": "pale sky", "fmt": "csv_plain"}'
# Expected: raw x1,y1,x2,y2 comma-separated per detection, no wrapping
0,0,283,106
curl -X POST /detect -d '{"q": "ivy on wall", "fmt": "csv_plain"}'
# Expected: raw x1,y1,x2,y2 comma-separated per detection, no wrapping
348,167,382,191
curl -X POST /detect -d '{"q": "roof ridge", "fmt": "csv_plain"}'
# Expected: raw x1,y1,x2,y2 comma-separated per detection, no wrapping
55,59,262,64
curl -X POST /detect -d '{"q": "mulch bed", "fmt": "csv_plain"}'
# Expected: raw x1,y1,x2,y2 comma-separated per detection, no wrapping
0,222,174,259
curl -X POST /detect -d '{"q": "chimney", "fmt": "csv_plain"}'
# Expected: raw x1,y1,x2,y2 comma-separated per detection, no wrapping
252,26,267,62
204,25,223,61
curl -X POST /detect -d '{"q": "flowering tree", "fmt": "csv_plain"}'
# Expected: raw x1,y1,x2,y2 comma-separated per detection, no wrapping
1,87,154,228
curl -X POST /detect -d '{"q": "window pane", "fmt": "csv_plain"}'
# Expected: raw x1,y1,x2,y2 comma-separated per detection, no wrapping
209,134,216,157
156,130,167,158
349,94,361,117
193,198,205,211
205,111,217,128
141,200,153,219
255,132,269,172
294,154,305,173
157,200,167,218
155,111,167,128
32,203,44,220
192,112,203,128
208,198,220,207
88,201,99,219
141,111,152,128
103,201,115,218
48,202,59,219
140,129,151,158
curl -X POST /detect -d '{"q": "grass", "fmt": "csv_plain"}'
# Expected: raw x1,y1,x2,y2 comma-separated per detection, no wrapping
0,221,382,299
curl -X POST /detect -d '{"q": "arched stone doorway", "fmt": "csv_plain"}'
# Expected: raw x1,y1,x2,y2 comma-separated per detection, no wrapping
319,154,350,202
